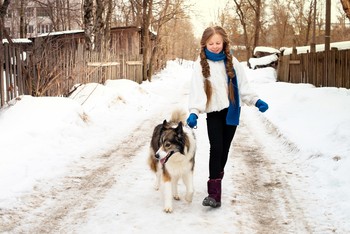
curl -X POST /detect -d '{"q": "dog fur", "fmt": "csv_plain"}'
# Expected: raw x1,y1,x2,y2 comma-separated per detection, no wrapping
148,109,196,213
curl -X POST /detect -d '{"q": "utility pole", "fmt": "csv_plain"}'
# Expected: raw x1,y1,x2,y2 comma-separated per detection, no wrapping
312,0,316,43
325,0,331,51
311,0,317,52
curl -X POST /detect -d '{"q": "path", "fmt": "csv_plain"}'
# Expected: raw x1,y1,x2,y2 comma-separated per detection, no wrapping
1,107,326,233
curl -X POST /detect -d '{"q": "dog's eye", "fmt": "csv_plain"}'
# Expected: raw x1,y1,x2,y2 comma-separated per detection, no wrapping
165,142,171,148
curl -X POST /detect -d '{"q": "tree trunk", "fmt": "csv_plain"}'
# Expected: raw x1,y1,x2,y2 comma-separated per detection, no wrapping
304,0,314,45
233,0,252,60
19,0,26,38
142,0,153,81
104,0,113,50
83,0,94,51
94,0,105,52
340,0,350,20
252,0,261,54
67,0,71,30
148,0,170,81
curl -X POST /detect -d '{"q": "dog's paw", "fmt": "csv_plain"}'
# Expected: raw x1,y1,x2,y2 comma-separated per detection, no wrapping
164,207,173,213
185,193,193,202
154,184,159,191
173,195,180,200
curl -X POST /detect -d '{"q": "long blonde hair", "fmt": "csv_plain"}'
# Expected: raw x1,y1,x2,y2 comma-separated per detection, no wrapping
199,26,235,106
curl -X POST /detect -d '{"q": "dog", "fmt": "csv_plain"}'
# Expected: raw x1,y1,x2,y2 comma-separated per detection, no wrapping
148,109,196,213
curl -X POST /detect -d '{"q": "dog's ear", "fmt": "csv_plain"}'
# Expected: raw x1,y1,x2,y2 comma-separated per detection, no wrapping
175,121,183,135
162,119,168,127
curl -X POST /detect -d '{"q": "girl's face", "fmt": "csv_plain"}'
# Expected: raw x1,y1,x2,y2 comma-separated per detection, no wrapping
206,33,223,54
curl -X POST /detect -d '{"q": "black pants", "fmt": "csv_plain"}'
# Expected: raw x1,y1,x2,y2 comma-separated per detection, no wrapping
206,108,237,179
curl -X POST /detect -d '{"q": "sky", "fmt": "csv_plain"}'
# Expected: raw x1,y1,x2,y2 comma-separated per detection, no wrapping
0,56,350,232
188,0,229,37
188,0,343,38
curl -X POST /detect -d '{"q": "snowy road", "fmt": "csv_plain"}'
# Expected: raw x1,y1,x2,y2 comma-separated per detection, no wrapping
1,106,332,233
231,109,314,233
1,61,345,233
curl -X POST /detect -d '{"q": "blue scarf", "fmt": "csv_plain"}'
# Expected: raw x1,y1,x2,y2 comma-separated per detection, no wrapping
205,48,241,126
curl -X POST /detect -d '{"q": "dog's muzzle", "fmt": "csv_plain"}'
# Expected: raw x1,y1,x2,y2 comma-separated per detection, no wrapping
156,150,175,165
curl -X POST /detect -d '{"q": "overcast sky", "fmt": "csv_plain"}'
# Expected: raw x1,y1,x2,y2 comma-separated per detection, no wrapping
188,0,343,38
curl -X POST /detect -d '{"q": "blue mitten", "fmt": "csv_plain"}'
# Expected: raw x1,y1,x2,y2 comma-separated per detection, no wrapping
186,113,198,128
255,99,269,112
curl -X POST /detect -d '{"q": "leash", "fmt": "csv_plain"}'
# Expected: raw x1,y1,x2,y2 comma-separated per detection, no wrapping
185,123,197,129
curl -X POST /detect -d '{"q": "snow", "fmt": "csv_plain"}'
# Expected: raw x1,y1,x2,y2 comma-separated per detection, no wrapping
254,46,280,55
1,59,350,232
282,41,350,55
37,30,84,37
249,54,278,69
2,38,32,44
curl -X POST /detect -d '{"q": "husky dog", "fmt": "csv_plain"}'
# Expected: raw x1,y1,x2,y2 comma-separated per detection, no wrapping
148,109,196,213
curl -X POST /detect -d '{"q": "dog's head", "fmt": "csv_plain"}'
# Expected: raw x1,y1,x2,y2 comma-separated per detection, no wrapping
155,120,186,165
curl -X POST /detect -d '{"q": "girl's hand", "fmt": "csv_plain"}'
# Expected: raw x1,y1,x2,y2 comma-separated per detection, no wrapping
187,113,198,128
255,99,269,112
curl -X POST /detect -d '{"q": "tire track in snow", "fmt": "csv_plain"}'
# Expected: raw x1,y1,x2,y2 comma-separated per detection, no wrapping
231,108,314,233
0,115,164,233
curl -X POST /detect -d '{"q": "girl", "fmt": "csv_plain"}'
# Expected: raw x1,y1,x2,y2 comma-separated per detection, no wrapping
187,26,268,208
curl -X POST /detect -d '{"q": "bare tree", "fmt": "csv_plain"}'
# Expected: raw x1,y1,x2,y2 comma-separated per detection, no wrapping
249,0,262,51
148,0,170,79
33,0,81,32
304,0,315,45
0,0,11,41
340,0,350,20
94,0,105,51
141,0,153,81
148,0,190,77
129,0,143,26
232,0,253,59
267,0,294,48
287,0,315,45
83,0,114,51
19,0,26,37
83,0,94,50
0,0,12,107
230,0,267,59
104,0,114,45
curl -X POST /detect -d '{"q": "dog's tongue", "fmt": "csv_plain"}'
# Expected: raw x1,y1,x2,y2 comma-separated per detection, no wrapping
160,157,167,165
159,151,174,165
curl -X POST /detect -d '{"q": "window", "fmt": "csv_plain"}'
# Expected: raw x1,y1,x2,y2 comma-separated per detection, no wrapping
28,25,34,33
26,8,34,18
36,7,50,17
6,11,12,18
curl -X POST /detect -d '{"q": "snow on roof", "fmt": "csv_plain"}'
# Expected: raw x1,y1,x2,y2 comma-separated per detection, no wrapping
148,25,157,36
254,46,280,55
2,38,32,44
232,45,246,50
282,41,350,55
249,54,278,69
37,30,84,38
36,27,144,38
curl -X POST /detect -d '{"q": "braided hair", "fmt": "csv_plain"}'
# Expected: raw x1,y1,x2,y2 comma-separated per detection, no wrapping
199,26,235,106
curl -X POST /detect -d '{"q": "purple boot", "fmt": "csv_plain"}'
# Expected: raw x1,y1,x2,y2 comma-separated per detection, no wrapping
202,179,221,208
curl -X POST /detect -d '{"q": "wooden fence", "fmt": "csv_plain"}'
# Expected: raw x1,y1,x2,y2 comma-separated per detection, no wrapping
0,43,26,107
277,48,350,89
0,42,143,107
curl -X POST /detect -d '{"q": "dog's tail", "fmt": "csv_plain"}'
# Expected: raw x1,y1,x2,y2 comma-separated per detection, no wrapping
170,108,188,124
